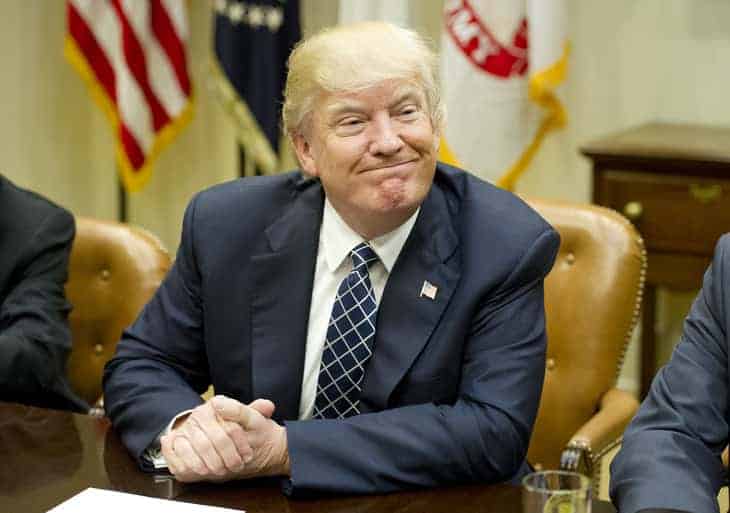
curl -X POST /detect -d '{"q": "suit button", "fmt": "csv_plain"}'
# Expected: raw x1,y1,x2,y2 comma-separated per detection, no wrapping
100,269,111,281
546,358,556,371
94,343,104,355
565,253,575,265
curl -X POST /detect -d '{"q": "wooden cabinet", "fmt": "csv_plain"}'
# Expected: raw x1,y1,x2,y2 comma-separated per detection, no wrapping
582,123,730,395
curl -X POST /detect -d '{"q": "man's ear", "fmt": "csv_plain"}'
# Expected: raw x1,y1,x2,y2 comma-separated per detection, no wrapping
292,133,319,177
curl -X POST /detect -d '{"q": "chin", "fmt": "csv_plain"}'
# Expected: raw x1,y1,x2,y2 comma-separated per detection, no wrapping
377,178,424,206
373,194,421,218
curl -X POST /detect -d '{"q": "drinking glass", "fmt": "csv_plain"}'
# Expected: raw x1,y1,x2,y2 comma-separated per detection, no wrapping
522,470,592,513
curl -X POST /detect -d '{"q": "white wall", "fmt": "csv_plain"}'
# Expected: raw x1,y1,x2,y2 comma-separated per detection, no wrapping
2,0,729,392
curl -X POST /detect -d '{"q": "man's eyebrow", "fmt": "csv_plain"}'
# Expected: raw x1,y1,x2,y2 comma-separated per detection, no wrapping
324,100,366,118
388,87,424,108
323,86,425,118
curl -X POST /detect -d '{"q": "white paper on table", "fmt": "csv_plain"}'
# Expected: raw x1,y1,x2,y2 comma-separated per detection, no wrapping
47,487,245,512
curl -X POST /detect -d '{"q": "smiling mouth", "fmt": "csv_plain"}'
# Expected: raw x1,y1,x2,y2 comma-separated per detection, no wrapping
364,159,417,173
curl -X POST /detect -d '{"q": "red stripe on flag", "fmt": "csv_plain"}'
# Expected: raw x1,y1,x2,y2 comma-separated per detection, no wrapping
150,0,191,96
110,0,171,131
119,123,146,171
67,3,117,105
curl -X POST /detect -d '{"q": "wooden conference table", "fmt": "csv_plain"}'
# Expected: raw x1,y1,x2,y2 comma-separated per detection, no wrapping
0,402,615,512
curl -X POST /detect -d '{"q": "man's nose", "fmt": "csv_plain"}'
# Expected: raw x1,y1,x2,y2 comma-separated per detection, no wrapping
369,116,404,156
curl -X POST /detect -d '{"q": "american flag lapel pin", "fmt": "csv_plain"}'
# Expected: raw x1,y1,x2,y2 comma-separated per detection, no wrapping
420,280,438,300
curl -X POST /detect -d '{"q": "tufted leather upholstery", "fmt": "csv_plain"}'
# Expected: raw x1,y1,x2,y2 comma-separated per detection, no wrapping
65,217,171,407
525,198,646,489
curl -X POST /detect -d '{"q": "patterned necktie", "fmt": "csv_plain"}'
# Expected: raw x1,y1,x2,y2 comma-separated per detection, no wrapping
313,242,379,419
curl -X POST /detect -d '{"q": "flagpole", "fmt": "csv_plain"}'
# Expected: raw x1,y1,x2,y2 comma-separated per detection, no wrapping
117,176,128,223
238,145,257,178
238,146,245,178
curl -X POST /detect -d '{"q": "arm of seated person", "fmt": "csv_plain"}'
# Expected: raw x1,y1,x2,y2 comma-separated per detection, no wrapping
610,236,730,513
0,209,86,411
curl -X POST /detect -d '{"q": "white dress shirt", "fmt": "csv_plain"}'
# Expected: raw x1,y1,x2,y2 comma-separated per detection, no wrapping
297,199,419,419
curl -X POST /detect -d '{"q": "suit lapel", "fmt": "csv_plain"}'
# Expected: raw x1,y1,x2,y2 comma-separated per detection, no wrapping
250,180,323,421
360,183,461,411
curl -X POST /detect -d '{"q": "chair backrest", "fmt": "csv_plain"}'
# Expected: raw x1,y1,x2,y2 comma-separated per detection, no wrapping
525,198,645,470
65,217,171,405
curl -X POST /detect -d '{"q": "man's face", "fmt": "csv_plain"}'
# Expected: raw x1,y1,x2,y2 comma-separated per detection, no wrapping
294,80,439,238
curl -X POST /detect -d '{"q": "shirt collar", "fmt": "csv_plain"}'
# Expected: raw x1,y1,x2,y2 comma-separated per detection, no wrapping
321,198,419,273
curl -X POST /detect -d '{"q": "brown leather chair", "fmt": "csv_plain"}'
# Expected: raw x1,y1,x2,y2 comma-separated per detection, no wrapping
65,217,171,408
525,198,646,489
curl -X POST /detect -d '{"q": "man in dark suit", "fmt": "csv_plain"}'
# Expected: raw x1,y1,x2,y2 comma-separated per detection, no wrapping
103,21,560,495
0,174,86,412
610,234,730,513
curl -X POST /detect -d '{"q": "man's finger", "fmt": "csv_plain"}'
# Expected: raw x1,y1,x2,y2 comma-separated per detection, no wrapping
248,398,276,418
211,395,257,428
186,404,245,473
223,421,253,463
160,434,186,477
183,416,227,476
170,434,207,477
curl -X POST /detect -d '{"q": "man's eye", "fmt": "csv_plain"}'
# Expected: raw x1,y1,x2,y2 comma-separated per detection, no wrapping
399,106,419,117
335,118,365,135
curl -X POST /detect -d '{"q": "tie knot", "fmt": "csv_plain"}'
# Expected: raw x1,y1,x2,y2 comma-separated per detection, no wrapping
351,242,378,270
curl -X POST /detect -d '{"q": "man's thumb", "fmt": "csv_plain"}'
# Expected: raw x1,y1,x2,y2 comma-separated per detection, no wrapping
248,398,276,419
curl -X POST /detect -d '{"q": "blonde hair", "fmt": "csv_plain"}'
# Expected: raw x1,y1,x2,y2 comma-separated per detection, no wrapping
282,21,444,137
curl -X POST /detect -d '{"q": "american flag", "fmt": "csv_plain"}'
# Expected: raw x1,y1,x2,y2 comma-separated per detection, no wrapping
420,280,438,301
65,0,193,192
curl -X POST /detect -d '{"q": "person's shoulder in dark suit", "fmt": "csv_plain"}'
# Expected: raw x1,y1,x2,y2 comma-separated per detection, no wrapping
0,174,87,412
433,163,559,281
610,234,730,513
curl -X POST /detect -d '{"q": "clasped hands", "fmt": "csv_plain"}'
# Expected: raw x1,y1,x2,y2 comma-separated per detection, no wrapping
160,395,290,483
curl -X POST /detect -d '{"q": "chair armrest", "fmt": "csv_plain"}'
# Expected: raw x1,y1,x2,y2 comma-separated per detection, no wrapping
87,396,105,418
560,388,639,474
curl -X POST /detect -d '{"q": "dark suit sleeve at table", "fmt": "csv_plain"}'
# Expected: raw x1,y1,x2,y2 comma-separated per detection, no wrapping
610,235,730,513
103,193,210,459
0,208,85,411
285,228,559,495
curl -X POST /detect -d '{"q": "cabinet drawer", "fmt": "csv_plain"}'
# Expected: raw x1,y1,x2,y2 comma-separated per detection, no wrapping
598,170,730,256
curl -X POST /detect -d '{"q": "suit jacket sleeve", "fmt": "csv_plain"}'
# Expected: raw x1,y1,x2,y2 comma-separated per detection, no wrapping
284,227,559,494
0,208,84,411
103,194,210,460
610,235,730,513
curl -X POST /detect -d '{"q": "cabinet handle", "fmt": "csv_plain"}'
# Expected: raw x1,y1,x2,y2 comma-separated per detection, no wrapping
689,184,722,203
622,201,643,222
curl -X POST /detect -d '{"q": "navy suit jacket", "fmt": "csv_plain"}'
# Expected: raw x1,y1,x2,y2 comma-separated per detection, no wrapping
611,234,730,513
103,164,559,495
